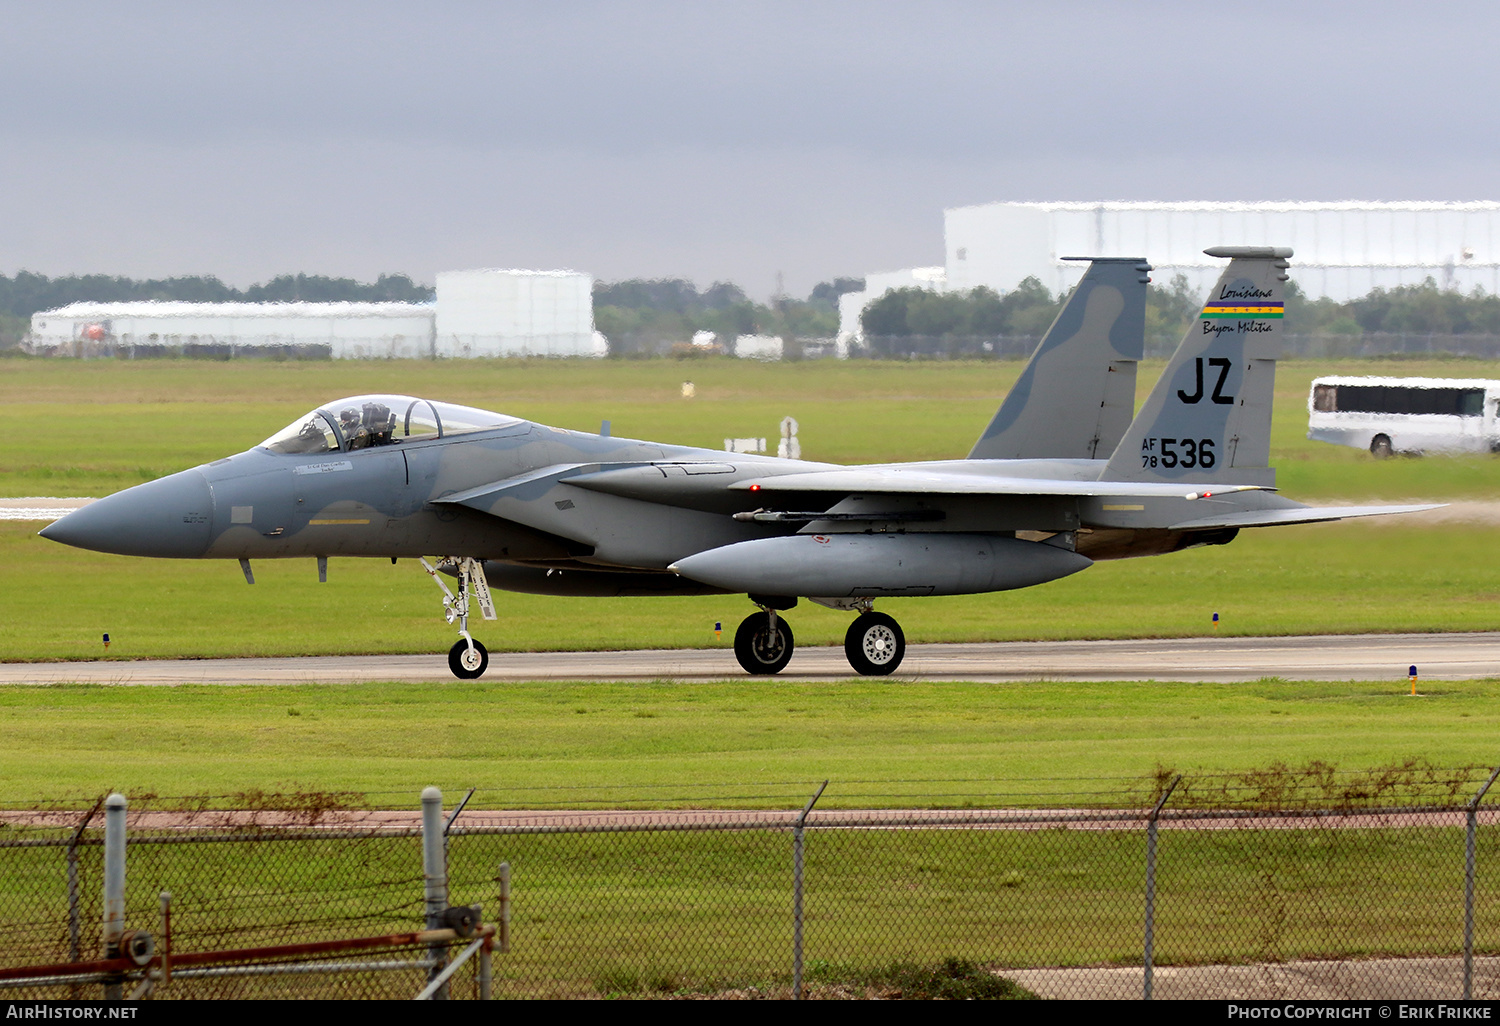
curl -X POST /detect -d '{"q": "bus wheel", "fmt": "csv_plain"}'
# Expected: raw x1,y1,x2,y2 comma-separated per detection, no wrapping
1370,434,1393,458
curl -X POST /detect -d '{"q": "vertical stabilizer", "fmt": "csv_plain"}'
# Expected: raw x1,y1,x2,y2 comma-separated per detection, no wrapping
967,257,1149,460
1102,247,1291,485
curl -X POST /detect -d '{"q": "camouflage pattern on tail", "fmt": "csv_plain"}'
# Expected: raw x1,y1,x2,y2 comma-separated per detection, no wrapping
968,256,1149,460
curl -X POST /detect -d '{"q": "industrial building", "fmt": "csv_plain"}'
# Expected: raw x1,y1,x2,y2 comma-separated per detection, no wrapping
433,268,598,357
27,268,603,359
840,201,1500,340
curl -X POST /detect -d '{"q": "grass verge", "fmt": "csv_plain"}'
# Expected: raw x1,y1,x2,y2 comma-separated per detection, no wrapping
1,677,1498,798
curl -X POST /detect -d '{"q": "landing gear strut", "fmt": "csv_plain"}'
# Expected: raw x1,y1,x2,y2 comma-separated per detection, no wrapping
422,557,496,679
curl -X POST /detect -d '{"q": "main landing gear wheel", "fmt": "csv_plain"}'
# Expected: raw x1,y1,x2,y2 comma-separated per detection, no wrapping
1370,434,1393,459
845,612,905,676
734,611,795,675
449,639,489,679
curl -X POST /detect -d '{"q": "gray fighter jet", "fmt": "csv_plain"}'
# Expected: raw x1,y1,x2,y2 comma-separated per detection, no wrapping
40,248,1435,679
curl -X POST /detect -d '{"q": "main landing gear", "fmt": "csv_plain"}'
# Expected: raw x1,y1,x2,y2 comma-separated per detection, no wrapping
731,598,907,677
733,609,795,675
844,611,905,677
421,557,497,679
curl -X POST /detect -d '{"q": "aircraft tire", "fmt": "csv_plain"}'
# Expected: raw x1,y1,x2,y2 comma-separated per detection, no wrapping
1370,434,1393,459
733,612,794,675
448,638,489,679
844,613,905,676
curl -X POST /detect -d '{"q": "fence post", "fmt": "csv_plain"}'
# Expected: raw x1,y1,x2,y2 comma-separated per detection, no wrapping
1144,776,1181,1001
422,786,449,1000
102,793,127,1000
478,901,492,1001
792,780,828,1001
497,862,511,955
1465,767,1500,1000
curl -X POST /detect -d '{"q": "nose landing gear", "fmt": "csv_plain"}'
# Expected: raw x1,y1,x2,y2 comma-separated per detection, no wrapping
421,557,496,679
449,637,489,679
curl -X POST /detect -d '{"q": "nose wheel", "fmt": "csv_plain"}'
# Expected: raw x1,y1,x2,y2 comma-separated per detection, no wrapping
449,638,489,679
844,611,905,676
734,610,795,675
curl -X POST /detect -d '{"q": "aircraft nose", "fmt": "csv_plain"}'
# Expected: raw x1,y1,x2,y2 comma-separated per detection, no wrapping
39,469,214,558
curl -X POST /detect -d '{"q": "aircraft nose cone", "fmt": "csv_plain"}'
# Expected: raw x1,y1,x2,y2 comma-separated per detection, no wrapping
39,469,214,558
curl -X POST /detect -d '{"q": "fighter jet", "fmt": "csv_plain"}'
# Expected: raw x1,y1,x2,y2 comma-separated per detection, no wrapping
40,248,1436,679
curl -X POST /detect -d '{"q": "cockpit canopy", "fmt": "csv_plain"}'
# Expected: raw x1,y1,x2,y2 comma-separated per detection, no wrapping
259,395,521,455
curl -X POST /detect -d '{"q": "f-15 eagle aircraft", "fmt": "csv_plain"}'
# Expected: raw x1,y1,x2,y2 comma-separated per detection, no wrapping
41,247,1435,679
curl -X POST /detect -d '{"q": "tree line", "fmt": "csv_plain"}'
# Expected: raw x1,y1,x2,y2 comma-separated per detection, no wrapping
1287,278,1500,335
11,266,1500,355
0,271,434,319
592,277,862,347
862,273,1500,348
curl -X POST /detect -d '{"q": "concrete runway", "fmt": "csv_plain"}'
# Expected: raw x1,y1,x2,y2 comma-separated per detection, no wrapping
0,632,1495,684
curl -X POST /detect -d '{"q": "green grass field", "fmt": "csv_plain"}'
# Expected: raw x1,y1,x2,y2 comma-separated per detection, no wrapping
3,517,1497,663
1,355,1497,798
2,675,1496,799
3,356,1498,991
3,354,1500,498
2,355,1498,666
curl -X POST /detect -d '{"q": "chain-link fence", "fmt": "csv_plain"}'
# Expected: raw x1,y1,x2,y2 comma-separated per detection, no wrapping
0,790,499,1000
3,768,1500,1000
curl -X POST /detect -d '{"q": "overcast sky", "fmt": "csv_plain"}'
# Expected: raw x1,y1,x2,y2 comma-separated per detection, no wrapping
3,1,1497,298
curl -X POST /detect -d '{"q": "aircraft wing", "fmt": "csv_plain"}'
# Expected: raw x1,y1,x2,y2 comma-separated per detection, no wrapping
731,468,1267,499
429,462,1444,535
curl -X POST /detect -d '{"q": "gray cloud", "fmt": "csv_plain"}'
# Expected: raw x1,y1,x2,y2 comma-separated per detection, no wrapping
3,1,1499,295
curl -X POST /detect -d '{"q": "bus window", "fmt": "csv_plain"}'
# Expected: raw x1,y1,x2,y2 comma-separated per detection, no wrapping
1335,385,1485,417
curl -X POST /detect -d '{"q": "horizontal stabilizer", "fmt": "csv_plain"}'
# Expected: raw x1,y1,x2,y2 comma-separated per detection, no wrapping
1169,504,1444,531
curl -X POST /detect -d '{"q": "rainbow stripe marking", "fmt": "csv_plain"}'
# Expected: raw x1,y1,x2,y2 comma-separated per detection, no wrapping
1201,302,1283,319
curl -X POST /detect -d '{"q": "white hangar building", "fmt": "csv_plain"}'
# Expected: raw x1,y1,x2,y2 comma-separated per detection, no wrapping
841,201,1500,339
30,301,436,359
28,268,603,359
434,268,599,357
946,201,1500,301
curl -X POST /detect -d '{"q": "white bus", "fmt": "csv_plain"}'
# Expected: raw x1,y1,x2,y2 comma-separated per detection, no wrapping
1307,375,1500,456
